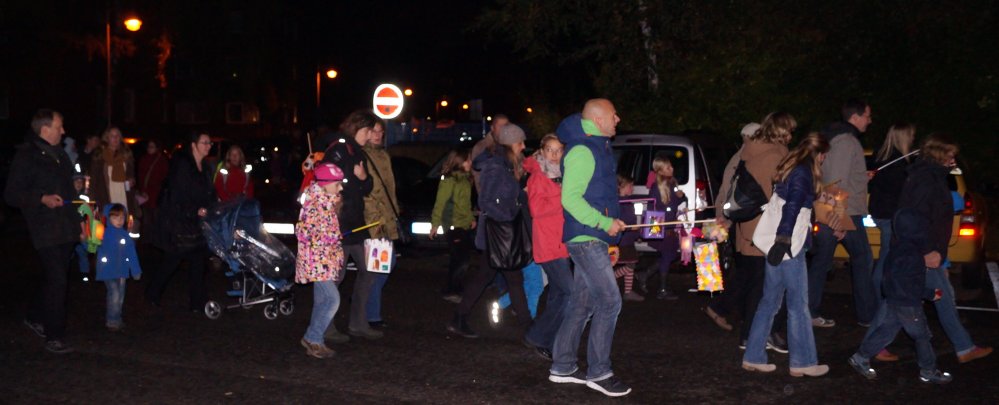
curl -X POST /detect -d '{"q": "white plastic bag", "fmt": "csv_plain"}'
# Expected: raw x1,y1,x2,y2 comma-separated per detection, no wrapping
363,238,393,273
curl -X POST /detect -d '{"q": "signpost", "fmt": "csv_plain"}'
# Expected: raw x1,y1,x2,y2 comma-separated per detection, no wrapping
373,84,404,119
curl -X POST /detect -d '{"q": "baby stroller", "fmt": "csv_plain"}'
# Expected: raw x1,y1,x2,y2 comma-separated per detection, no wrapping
202,197,296,320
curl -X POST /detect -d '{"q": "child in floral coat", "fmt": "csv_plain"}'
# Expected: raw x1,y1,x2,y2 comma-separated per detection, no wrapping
296,163,346,359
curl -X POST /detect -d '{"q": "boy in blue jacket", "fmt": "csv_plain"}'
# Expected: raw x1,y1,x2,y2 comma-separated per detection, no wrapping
848,208,951,384
96,203,142,331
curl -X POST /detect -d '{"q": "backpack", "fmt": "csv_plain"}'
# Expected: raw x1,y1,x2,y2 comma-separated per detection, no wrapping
723,160,768,222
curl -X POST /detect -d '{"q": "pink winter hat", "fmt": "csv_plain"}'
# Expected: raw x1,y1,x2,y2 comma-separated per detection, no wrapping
314,163,344,186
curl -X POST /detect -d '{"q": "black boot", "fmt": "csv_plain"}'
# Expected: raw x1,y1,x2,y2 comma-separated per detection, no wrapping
447,314,479,338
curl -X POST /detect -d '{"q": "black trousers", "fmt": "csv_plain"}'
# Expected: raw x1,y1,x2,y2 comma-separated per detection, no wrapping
443,228,474,294
145,247,209,310
27,243,75,341
457,254,531,329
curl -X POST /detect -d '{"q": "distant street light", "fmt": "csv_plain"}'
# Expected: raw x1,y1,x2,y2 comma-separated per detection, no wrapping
462,104,469,110
526,107,533,113
440,100,448,107
124,18,142,32
316,66,338,109
404,88,413,96
326,69,338,79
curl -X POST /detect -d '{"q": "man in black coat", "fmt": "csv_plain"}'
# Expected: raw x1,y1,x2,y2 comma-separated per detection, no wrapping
4,109,83,354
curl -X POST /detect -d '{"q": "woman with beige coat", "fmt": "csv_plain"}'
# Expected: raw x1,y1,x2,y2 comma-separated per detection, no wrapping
362,125,399,328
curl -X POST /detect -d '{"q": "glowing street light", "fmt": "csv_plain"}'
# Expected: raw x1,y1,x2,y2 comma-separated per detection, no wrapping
326,69,338,79
526,107,534,113
440,100,448,107
123,18,142,32
404,88,413,96
316,66,338,109
462,103,469,110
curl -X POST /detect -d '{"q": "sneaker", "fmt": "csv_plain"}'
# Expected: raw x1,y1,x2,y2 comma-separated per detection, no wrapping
442,294,462,304
703,306,733,331
811,317,836,328
738,340,747,350
919,369,953,384
848,354,877,379
348,327,384,340
741,361,776,373
586,376,632,397
656,288,679,301
767,333,789,354
957,346,992,364
623,291,645,302
446,317,479,339
874,348,899,362
44,340,74,354
24,320,46,338
324,327,350,344
549,369,587,384
300,338,335,359
789,364,829,377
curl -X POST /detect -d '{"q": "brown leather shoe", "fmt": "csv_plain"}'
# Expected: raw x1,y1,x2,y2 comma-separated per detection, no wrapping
742,361,776,373
958,346,992,364
874,349,899,362
704,307,733,331
301,338,335,359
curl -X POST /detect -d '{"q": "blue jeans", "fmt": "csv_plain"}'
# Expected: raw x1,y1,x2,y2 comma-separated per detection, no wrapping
525,257,573,351
743,254,818,368
75,243,90,274
366,273,389,322
808,217,877,323
551,240,622,381
862,218,892,343
105,278,126,327
926,267,975,356
857,304,936,372
304,280,341,344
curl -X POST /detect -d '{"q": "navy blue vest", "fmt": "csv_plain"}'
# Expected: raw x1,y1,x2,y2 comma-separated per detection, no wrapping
562,135,621,244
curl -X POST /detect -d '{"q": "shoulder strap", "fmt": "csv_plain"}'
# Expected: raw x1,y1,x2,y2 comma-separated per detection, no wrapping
360,149,399,220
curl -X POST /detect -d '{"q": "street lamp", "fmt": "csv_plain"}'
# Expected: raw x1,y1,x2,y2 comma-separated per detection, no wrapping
106,13,141,129
404,88,413,96
316,67,338,109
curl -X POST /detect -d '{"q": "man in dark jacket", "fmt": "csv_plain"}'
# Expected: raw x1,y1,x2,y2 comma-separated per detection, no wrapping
4,109,82,354
848,208,952,384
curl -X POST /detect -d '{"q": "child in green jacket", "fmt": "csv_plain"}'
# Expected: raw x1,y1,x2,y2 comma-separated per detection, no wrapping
430,149,476,302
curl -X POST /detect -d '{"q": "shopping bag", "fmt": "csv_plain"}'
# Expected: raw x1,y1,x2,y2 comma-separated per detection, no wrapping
364,238,394,273
695,242,724,292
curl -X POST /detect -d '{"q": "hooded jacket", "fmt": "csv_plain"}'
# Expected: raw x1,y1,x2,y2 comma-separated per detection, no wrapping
733,139,788,256
95,204,142,281
557,113,619,244
897,158,953,260
524,156,568,263
883,208,937,306
868,148,911,219
820,121,868,216
4,137,82,249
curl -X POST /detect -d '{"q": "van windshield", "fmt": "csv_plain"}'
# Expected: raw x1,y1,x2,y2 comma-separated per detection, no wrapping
614,146,690,185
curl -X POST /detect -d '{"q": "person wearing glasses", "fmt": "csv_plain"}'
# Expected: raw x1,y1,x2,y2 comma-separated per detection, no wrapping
146,132,217,313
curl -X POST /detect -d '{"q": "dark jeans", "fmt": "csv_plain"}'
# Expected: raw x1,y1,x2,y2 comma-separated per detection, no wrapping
524,257,573,351
808,217,877,323
145,246,209,311
443,228,474,295
457,254,531,329
342,244,377,331
27,243,75,341
857,304,936,372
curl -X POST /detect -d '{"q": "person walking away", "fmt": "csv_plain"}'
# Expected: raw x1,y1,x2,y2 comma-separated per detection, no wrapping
848,208,952,384
863,122,916,362
430,149,475,302
319,109,382,340
361,121,399,328
615,175,643,302
95,203,142,332
896,134,991,364
704,123,760,331
136,139,169,239
808,99,877,327
522,134,572,361
4,109,83,354
742,132,829,377
548,99,631,397
296,163,347,359
213,145,254,203
146,132,217,313
447,124,533,338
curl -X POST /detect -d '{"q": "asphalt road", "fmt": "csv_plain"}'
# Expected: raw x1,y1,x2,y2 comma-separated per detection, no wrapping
1,235,997,404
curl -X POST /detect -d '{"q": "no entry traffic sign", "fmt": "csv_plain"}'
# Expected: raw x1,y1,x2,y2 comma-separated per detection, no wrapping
373,84,404,119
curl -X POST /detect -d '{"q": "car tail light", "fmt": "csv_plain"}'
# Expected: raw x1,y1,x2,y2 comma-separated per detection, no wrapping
959,226,976,237
958,192,977,238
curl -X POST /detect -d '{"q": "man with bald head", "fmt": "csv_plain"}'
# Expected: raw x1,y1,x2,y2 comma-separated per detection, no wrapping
547,99,631,397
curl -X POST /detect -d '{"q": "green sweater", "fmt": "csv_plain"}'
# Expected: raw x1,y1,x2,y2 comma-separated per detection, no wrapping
561,119,614,243
432,172,474,230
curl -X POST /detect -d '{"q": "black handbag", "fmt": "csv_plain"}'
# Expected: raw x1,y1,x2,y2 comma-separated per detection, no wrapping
723,160,769,222
484,212,532,271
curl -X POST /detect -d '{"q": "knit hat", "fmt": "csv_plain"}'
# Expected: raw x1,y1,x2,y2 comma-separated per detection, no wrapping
741,123,761,138
314,163,344,186
496,124,526,146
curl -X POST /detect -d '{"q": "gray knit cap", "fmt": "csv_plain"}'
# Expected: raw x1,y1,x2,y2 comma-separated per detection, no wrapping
496,124,526,145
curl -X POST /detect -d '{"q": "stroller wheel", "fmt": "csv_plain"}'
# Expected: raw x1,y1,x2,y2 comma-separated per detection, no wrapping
205,301,222,320
263,303,279,320
279,300,294,316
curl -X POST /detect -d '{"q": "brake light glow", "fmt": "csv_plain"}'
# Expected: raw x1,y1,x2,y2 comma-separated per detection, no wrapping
959,227,976,237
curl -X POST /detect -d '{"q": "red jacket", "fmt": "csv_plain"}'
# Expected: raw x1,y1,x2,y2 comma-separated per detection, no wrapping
524,157,568,263
214,164,255,203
